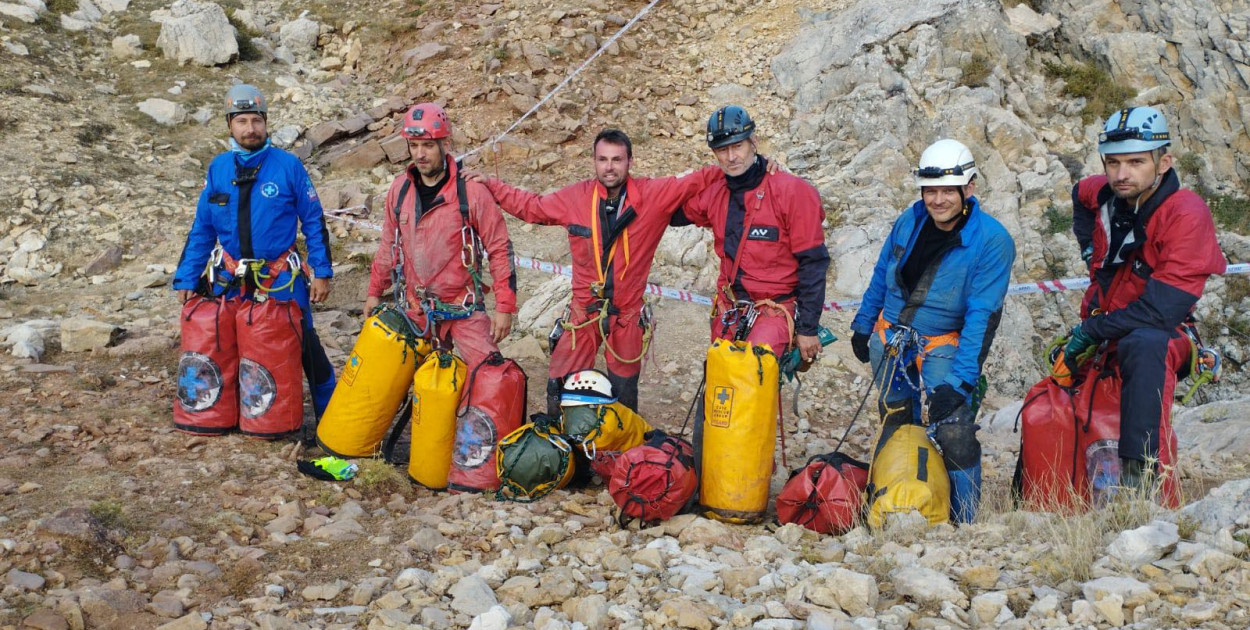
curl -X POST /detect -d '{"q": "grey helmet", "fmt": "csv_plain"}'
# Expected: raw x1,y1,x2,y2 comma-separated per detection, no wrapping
225,84,267,121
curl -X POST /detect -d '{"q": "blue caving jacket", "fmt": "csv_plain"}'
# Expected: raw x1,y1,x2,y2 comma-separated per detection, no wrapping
173,144,333,312
851,197,1016,391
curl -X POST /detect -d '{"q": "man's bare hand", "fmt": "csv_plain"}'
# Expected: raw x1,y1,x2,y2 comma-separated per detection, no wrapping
310,277,331,303
491,311,514,343
363,296,381,319
461,170,488,184
763,156,787,175
796,333,821,362
177,289,195,303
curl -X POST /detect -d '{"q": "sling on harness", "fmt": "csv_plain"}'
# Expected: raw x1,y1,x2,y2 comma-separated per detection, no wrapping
558,187,656,364
390,172,487,328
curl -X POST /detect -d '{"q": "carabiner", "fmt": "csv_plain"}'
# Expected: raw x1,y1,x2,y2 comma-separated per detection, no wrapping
460,225,477,269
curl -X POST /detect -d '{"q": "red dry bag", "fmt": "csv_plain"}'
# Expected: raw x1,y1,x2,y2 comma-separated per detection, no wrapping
589,450,624,482
1015,357,1180,511
235,298,305,438
776,452,869,535
609,431,698,526
447,353,527,493
174,296,240,434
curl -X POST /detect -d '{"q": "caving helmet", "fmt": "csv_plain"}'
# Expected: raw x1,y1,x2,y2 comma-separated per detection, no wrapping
225,84,267,121
914,139,977,188
402,103,452,140
559,369,616,407
706,105,756,149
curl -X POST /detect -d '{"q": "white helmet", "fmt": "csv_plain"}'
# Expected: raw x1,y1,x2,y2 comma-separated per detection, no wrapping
915,139,977,188
559,369,616,407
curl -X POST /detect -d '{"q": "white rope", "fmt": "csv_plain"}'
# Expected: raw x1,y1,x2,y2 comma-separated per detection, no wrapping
457,0,666,161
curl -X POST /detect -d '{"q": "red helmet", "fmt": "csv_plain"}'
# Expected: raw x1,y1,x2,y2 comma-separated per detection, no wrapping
401,103,451,140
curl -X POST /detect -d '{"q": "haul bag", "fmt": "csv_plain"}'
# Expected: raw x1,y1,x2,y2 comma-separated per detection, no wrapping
777,452,870,535
407,350,467,489
496,414,575,502
174,296,240,434
236,298,305,438
1016,360,1180,511
317,306,430,457
867,423,950,528
699,339,780,524
562,401,653,459
610,430,697,526
448,353,528,493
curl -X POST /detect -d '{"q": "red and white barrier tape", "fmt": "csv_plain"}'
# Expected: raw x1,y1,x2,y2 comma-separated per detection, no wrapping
325,210,1248,312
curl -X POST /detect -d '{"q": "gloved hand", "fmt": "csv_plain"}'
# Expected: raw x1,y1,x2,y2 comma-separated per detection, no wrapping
851,331,870,364
1080,245,1095,268
1063,323,1097,374
926,384,967,423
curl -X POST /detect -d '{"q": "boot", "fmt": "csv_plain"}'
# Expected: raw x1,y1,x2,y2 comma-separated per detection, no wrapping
607,371,640,412
1120,457,1146,492
546,378,564,417
947,464,982,525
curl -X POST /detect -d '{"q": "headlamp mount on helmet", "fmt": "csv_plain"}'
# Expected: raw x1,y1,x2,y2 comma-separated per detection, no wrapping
915,163,974,179
1098,128,1169,144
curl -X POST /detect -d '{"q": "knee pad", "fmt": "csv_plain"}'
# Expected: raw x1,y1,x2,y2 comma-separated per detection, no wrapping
934,422,982,470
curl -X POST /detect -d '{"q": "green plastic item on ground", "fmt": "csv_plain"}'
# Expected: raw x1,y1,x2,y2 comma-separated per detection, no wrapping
297,456,359,481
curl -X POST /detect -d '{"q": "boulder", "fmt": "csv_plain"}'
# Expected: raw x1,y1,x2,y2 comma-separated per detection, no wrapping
329,140,386,172
1180,477,1250,533
156,0,238,66
1082,576,1155,608
449,575,497,616
380,133,409,163
278,17,319,57
6,323,45,360
111,34,143,59
0,1,41,23
138,98,187,126
60,318,119,352
1107,520,1179,566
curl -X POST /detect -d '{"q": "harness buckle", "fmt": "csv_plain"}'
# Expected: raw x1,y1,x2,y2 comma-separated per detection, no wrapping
590,281,606,299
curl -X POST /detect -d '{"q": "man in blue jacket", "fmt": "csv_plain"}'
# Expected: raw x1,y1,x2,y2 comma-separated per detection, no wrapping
173,84,337,421
849,139,1016,524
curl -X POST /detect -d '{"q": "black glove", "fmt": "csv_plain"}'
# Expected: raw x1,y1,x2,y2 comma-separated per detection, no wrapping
926,384,967,423
851,331,870,364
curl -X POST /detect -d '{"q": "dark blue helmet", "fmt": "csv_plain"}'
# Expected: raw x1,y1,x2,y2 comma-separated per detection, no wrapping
706,105,755,149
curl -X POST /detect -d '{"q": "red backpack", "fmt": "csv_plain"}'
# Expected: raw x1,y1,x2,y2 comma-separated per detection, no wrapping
609,431,698,526
776,452,869,534
1014,355,1180,512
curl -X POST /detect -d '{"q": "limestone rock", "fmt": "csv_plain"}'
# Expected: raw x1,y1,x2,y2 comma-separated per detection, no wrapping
892,566,967,607
155,613,207,630
59,318,119,352
330,140,386,172
1181,477,1250,533
6,323,45,360
22,609,70,630
0,1,42,23
449,575,497,617
139,98,187,126
1004,4,1060,37
1082,576,1155,608
1107,520,1178,566
156,0,238,66
279,17,320,56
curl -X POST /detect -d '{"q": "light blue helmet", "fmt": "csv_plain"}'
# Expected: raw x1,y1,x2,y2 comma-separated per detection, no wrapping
1098,106,1170,155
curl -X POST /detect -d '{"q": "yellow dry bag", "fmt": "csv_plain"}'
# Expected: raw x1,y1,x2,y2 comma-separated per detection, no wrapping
866,423,950,528
407,349,466,489
317,306,430,457
562,401,652,459
699,339,780,524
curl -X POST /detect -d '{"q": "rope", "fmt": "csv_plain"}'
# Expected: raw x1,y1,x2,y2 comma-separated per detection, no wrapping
456,0,666,161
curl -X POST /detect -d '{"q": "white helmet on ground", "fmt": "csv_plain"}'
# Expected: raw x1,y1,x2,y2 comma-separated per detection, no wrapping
915,139,977,188
559,369,616,407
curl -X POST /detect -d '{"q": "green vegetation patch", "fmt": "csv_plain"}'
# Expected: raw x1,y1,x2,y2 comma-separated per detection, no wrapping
1043,60,1136,124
